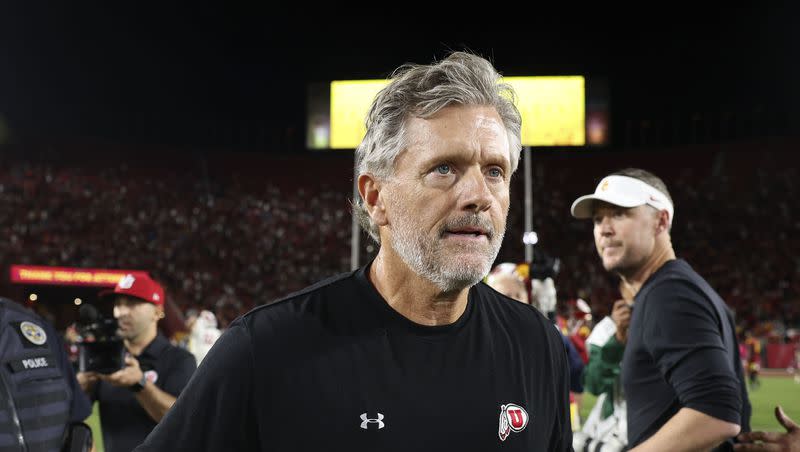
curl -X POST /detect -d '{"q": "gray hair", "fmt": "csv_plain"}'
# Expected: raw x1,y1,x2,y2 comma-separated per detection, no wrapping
353,51,523,243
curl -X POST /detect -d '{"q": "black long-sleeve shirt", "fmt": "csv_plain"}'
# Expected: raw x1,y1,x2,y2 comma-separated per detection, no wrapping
135,264,573,451
622,259,750,449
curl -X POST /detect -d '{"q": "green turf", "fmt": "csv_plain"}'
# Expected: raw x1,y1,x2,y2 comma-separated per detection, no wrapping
746,375,800,431
87,402,105,452
578,375,800,433
87,375,798,451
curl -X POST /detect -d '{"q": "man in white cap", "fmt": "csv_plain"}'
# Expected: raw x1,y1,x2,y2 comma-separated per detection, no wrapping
570,168,750,451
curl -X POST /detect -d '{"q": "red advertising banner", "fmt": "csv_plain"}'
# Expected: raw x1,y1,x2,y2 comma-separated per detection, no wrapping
10,265,148,287
766,343,797,369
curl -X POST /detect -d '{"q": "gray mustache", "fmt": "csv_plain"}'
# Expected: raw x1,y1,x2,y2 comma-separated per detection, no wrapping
440,215,495,240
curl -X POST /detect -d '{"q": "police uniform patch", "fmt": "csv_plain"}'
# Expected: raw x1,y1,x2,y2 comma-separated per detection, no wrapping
20,321,47,345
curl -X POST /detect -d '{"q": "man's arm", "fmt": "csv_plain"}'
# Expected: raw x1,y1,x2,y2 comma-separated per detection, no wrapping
98,355,177,422
630,407,740,451
134,378,178,422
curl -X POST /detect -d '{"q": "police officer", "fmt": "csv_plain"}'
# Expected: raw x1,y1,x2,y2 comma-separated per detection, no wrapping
77,274,195,452
0,297,92,452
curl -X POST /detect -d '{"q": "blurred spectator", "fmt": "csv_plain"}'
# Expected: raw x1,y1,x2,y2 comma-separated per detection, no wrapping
185,310,221,365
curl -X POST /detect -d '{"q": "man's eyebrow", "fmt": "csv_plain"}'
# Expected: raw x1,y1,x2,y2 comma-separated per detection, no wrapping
418,150,510,168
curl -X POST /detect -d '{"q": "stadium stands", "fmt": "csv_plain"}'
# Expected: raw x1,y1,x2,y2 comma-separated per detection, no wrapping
0,140,796,335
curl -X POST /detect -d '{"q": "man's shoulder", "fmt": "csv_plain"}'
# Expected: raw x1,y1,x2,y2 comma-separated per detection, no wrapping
245,269,358,316
0,297,41,321
635,261,728,332
639,260,711,305
474,283,560,340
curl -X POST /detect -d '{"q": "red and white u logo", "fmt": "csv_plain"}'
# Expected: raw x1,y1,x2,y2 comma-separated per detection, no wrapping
498,403,529,441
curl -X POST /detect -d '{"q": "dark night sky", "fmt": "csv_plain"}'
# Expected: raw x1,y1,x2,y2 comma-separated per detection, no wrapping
0,5,797,150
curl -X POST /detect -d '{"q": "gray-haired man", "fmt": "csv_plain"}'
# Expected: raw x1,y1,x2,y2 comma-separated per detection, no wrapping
136,52,573,451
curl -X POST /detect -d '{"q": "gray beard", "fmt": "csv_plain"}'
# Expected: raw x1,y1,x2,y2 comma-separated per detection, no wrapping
390,211,506,293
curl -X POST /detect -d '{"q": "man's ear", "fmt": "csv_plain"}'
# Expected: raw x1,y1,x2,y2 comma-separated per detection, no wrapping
655,209,671,234
358,173,388,226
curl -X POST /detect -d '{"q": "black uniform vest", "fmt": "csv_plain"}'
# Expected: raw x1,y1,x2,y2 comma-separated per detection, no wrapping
0,298,72,452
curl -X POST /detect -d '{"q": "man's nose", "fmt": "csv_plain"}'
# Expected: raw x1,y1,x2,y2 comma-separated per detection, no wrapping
459,168,493,213
597,216,614,235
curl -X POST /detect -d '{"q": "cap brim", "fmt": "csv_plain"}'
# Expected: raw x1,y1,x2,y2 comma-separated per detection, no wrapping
570,193,645,219
97,289,153,304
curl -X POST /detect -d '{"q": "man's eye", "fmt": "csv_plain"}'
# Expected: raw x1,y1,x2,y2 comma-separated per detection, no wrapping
435,164,451,175
488,168,503,178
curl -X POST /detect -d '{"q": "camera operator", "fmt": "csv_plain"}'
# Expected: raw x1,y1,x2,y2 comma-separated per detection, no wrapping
77,274,196,452
0,296,93,452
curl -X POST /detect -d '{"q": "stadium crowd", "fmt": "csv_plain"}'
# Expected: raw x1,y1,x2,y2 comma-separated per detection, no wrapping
0,142,797,337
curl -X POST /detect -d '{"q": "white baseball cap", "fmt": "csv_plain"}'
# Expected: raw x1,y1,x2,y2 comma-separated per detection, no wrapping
570,175,674,225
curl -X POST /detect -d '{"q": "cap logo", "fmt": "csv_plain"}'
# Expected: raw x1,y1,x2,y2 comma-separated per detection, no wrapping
600,180,609,191
118,274,136,289
153,293,160,301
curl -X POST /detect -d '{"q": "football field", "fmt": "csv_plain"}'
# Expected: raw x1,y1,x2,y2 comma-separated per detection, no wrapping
579,374,800,433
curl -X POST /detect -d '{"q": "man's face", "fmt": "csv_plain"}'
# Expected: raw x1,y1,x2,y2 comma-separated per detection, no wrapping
381,104,512,292
592,202,658,277
113,296,159,341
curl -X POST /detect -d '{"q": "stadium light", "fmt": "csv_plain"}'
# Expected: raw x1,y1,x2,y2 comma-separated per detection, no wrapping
29,293,38,302
74,298,82,306
522,231,539,246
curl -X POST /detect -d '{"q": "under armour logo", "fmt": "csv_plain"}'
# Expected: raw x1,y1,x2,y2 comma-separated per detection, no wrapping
360,413,385,430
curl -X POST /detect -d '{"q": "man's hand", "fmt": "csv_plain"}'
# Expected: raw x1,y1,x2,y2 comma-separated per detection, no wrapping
76,371,99,394
735,406,800,451
611,299,632,344
98,355,144,388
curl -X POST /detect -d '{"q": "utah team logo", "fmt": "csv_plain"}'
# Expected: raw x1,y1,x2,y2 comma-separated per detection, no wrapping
498,403,529,441
20,321,47,345
118,274,136,289
144,370,159,384
360,413,385,430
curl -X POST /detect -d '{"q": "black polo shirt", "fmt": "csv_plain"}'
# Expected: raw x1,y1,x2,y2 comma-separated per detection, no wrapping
134,265,573,451
95,333,196,452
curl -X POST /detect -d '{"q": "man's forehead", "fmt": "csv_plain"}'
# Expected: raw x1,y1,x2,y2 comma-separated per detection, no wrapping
402,106,510,164
114,295,147,306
